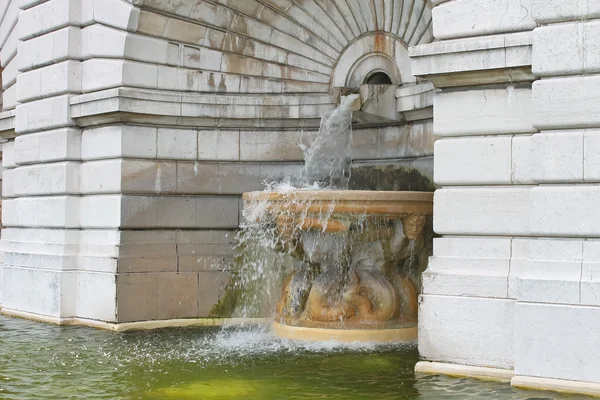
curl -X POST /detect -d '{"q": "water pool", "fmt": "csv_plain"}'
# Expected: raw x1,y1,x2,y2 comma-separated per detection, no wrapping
0,315,591,399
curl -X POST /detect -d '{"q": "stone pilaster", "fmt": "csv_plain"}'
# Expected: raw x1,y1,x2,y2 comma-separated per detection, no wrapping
411,0,537,374
511,0,600,390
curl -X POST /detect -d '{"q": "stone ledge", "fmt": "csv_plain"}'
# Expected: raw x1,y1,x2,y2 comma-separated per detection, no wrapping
0,307,269,332
396,82,434,121
70,87,334,129
0,110,16,138
512,375,600,397
410,32,533,87
416,361,514,383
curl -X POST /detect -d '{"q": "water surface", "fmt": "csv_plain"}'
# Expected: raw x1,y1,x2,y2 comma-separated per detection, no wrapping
0,315,591,399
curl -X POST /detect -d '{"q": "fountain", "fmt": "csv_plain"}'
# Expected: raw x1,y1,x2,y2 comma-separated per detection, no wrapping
240,94,433,343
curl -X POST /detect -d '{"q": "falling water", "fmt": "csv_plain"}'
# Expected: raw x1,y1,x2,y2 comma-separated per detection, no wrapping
219,95,361,323
300,93,359,189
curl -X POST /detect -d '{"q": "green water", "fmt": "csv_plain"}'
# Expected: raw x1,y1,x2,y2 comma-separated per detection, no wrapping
0,315,592,400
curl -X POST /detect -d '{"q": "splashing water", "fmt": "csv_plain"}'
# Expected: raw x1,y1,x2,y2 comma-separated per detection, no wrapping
220,95,363,327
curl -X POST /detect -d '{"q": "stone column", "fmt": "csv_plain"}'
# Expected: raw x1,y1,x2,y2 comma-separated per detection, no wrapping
411,0,537,377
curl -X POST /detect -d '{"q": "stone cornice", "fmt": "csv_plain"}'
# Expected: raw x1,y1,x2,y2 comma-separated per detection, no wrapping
410,31,534,87
70,88,335,130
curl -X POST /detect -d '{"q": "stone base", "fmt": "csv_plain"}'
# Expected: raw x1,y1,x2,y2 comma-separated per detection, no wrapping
512,375,600,398
271,321,417,343
416,361,600,398
0,307,268,332
415,361,514,383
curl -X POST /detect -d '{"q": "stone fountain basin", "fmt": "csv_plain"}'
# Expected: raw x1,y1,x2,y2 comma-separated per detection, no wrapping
242,190,433,238
242,190,434,342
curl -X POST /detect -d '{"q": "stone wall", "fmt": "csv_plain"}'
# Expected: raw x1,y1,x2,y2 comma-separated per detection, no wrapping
0,0,434,324
414,0,600,394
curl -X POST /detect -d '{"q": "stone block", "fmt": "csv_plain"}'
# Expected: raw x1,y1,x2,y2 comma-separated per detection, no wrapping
80,24,126,59
176,230,233,245
1,266,76,318
351,128,378,160
15,128,81,165
18,26,80,72
176,162,219,194
156,272,199,319
419,294,515,369
198,130,240,161
532,0,600,24
124,31,168,65
434,86,536,136
120,230,177,244
217,162,262,194
182,45,222,71
514,302,600,382
116,272,199,322
122,160,177,194
18,0,79,41
79,159,121,194
157,128,197,160
2,140,16,168
81,125,157,160
3,84,17,110
3,55,18,88
0,1,18,46
433,0,535,40
117,257,177,273
530,186,600,237
511,135,534,184
115,272,157,322
0,19,18,66
15,95,74,134
197,196,239,228
80,59,123,92
239,130,307,161
4,196,80,228
434,237,512,258
81,256,118,274
518,239,583,304
581,240,600,306
156,197,197,228
584,129,600,182
179,255,233,272
120,196,157,228
530,131,584,183
13,161,80,196
533,76,600,130
80,195,121,228
164,16,207,45
2,168,15,198
75,271,116,321
434,187,531,236
136,9,167,37
91,0,139,31
435,136,512,185
423,257,509,298
509,238,531,299
260,162,303,184
198,270,230,316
